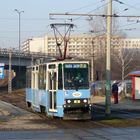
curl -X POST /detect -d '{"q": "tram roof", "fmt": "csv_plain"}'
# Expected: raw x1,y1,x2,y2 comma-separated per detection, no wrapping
27,58,89,68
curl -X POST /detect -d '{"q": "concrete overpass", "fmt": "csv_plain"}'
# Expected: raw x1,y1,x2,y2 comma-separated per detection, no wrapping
0,48,50,66
0,48,50,89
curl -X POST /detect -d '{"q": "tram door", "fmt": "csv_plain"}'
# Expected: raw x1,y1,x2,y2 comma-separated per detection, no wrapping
32,66,39,107
48,68,57,112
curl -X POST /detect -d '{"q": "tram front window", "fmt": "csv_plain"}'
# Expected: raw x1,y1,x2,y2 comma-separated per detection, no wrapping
64,63,89,90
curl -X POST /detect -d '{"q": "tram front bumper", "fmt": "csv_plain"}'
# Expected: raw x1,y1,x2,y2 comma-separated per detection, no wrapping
63,113,91,120
63,101,92,120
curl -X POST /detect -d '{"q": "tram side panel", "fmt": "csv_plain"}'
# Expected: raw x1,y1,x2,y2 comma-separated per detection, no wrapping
57,90,65,117
38,90,48,113
26,88,33,108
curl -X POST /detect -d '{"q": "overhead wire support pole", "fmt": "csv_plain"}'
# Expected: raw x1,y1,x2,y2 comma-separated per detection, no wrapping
105,0,112,116
8,48,12,93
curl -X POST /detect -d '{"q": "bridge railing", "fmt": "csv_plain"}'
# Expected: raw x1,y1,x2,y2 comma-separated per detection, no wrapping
0,48,49,58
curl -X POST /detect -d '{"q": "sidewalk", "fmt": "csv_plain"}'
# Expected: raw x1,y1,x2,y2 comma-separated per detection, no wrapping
93,96,140,110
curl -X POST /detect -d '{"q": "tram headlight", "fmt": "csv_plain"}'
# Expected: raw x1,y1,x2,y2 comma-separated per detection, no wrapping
67,100,71,103
83,99,87,103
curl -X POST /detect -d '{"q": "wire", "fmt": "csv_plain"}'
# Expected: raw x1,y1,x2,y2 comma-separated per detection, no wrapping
114,0,140,11
50,1,109,22
67,1,102,13
71,2,109,22
118,21,140,29
0,18,49,21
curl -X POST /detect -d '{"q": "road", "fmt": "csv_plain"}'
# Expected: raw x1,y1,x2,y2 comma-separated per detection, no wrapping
1,127,140,140
1,93,140,139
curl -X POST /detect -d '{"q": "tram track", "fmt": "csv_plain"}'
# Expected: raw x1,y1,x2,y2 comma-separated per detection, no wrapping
42,103,140,128
1,90,140,129
93,103,140,120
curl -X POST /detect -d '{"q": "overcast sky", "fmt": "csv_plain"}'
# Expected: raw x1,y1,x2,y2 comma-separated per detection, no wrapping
0,0,140,49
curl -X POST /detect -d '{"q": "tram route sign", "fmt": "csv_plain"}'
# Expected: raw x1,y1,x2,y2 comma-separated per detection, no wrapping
0,63,4,79
64,63,88,68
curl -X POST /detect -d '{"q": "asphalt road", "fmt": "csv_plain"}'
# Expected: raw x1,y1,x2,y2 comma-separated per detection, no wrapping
1,127,140,140
1,98,140,139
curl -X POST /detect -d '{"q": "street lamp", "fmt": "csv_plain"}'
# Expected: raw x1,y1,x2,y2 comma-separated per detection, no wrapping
15,9,24,88
14,9,24,52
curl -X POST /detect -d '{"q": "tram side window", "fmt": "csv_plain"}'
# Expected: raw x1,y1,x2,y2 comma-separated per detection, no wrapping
26,67,31,88
58,64,63,89
38,65,46,90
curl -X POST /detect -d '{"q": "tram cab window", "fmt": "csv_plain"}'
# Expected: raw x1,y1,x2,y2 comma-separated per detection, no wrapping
64,63,89,90
38,65,46,89
26,67,32,88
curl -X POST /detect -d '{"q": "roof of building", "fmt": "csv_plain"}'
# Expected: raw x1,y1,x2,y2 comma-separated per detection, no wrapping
128,71,140,76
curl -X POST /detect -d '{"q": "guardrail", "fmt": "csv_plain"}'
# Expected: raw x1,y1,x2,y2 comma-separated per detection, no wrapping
0,48,49,58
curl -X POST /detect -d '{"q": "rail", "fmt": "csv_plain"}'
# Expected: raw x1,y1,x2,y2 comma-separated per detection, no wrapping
0,48,49,58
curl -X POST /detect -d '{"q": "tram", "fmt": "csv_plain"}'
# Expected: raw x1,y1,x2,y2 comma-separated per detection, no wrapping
26,59,92,120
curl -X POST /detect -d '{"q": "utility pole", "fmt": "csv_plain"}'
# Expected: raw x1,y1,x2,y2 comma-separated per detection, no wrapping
91,38,95,82
8,49,12,93
105,0,112,116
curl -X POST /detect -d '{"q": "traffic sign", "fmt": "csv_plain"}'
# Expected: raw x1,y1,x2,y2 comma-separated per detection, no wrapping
0,67,4,79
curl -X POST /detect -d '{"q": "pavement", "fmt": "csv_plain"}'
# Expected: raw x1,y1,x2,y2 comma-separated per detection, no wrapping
93,96,140,110
0,101,56,130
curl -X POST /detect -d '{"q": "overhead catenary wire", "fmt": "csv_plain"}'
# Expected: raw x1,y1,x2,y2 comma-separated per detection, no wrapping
114,0,140,12
66,1,102,13
71,1,110,22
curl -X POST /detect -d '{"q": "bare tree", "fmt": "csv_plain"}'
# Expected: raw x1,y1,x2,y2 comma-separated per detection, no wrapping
118,48,134,80
111,44,140,81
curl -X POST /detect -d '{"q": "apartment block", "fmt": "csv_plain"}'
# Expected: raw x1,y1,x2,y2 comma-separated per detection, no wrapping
21,35,140,59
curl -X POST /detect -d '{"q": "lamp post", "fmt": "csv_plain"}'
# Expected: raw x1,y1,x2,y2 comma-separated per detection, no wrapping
15,9,24,88
14,9,24,52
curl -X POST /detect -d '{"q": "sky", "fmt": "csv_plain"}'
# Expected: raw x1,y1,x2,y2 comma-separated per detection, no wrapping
0,0,140,49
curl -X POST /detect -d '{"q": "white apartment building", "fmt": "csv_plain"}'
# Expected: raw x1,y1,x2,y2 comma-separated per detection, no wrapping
21,36,97,58
22,35,107,59
21,35,140,59
22,37,46,53
120,38,140,49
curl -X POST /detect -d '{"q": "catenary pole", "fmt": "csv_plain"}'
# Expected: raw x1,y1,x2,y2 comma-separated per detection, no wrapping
105,0,112,116
8,49,12,93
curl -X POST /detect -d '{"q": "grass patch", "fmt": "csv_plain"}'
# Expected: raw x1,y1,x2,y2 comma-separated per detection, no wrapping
98,118,140,127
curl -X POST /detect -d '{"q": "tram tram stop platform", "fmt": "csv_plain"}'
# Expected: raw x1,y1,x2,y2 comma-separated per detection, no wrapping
93,96,140,111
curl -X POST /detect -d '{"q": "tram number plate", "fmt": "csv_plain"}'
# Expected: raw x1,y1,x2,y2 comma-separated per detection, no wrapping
74,100,80,103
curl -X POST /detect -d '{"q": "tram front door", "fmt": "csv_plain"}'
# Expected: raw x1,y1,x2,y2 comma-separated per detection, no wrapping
48,70,57,112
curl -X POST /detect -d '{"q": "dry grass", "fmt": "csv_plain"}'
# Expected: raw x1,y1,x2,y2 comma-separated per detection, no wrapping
0,89,26,110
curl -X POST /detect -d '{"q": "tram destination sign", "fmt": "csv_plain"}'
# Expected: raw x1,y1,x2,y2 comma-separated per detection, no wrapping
64,63,87,68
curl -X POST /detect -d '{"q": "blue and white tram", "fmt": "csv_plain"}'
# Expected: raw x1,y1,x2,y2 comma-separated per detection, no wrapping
26,60,91,120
